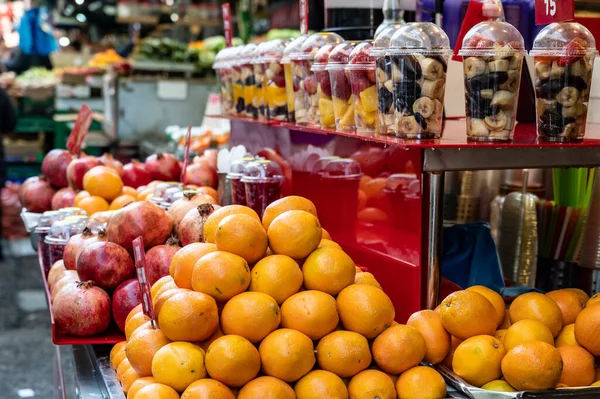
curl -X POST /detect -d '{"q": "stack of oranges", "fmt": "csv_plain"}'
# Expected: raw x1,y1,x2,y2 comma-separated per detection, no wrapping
109,196,449,399
73,165,131,215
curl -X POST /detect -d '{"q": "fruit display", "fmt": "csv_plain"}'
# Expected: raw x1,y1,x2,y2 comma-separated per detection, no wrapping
213,47,238,116
530,22,597,142
311,44,336,128
282,35,309,123
259,39,289,121
388,23,451,139
240,43,259,119
373,25,399,134
347,41,379,133
459,21,526,141
326,42,356,131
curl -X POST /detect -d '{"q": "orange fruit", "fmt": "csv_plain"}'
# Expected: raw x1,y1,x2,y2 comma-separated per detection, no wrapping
357,207,388,223
124,312,151,341
83,165,124,201
354,271,382,289
557,345,596,387
205,335,261,387
158,291,219,342
74,190,90,206
110,341,127,370
121,186,138,198
337,284,395,339
197,326,224,353
203,205,260,243
154,288,187,318
440,290,498,340
407,310,451,364
547,289,586,325
316,331,372,378
395,366,446,399
442,336,463,369
466,285,506,327
348,369,396,399
180,379,235,399
493,329,507,342
452,335,506,387
259,328,315,382
586,294,600,307
295,370,348,399
126,323,171,376
249,255,303,304
499,312,511,329
262,196,318,230
78,195,109,215
110,194,137,210
501,341,563,391
480,380,516,392
130,383,179,399
117,358,132,382
372,324,426,374
563,288,590,303
151,276,175,299
503,319,554,351
152,342,206,392
215,214,268,264
169,243,217,289
362,177,386,201
319,239,342,249
127,377,156,399
302,247,356,295
267,210,322,259
237,376,295,399
357,189,367,211
125,304,143,326
509,292,563,337
574,302,600,355
321,228,331,240
121,367,141,393
152,281,178,306
191,251,250,301
555,324,579,347
280,290,339,340
220,292,281,343
196,186,218,201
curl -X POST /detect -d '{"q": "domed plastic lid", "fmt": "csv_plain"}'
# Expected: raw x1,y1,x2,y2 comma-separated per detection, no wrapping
213,46,235,69
58,207,87,218
311,43,337,71
46,218,87,242
388,22,451,55
282,34,309,64
227,156,255,178
347,41,375,70
153,182,183,200
313,158,362,179
258,39,288,63
239,43,258,65
530,22,597,57
291,32,344,61
163,187,185,205
383,173,418,193
325,42,356,70
372,24,401,56
459,21,525,56
240,160,284,183
36,210,62,230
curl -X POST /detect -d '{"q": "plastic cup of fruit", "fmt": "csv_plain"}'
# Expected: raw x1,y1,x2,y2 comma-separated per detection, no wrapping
232,47,246,116
388,23,452,139
213,47,235,115
459,21,526,141
45,218,86,268
260,39,289,122
530,22,598,142
240,43,258,119
241,160,284,218
372,25,400,135
282,35,309,124
326,42,356,132
311,44,337,128
252,43,268,121
226,156,255,206
346,42,379,134
35,210,63,273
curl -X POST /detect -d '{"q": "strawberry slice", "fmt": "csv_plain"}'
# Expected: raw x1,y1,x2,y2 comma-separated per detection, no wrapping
467,33,483,48
558,39,586,66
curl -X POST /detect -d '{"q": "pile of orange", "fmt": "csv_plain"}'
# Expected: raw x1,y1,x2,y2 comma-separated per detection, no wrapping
110,196,449,399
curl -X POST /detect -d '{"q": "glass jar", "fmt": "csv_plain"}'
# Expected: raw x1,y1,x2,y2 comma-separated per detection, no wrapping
326,42,356,131
241,160,284,217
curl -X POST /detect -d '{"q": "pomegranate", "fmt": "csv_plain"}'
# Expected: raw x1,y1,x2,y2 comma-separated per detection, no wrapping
20,176,56,213
185,162,217,188
178,203,218,246
51,187,76,210
41,149,73,188
99,153,123,173
51,270,80,299
63,228,95,270
52,281,111,337
112,279,141,331
77,241,135,291
106,201,173,252
120,160,152,188
145,237,180,286
168,192,215,230
67,156,102,190
145,152,181,181
47,260,66,289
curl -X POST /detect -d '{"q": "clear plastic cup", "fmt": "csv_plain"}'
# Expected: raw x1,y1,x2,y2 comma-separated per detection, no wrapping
530,22,598,142
227,156,255,205
326,42,356,131
373,25,401,134
311,44,337,128
459,21,526,141
253,41,271,121
231,46,246,116
213,47,237,115
35,210,63,273
45,218,87,269
240,43,258,118
151,182,182,205
289,33,344,125
388,22,451,139
346,41,378,133
282,35,309,123
260,39,289,122
241,160,284,218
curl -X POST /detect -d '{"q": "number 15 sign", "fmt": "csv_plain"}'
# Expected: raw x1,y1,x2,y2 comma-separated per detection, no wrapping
535,0,574,25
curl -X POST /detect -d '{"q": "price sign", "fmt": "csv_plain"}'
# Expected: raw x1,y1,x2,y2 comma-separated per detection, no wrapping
222,2,233,47
180,126,192,184
299,0,308,36
132,236,156,327
66,104,93,156
535,0,574,25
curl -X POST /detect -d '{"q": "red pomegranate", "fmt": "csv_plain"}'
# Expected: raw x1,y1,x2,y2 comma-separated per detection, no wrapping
168,192,215,230
63,228,95,270
51,187,76,210
99,153,123,173
52,281,111,337
145,153,182,181
106,201,173,252
20,176,56,213
120,160,152,188
145,237,180,286
185,162,217,188
67,156,102,190
112,279,141,332
47,260,66,289
41,149,73,188
77,241,135,291
50,270,80,300
178,203,217,246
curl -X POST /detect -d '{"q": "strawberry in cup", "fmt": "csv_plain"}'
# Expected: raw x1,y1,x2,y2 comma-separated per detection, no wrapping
311,44,337,128
346,42,379,134
326,42,356,131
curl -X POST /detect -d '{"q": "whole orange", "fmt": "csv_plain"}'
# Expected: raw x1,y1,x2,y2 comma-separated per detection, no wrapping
83,166,124,201
191,251,250,301
151,276,174,299
116,358,132,382
557,345,596,387
249,255,303,304
127,377,155,399
153,288,187,318
294,370,348,399
574,302,600,355
348,369,396,399
267,210,322,259
158,291,219,342
169,243,216,289
202,205,260,243
220,292,281,343
121,367,141,393
466,285,506,327
120,186,138,198
110,194,137,210
215,213,268,264
73,190,90,206
503,319,554,351
151,282,178,308
354,271,382,289
125,304,143,326
337,284,395,338
259,328,315,382
318,239,342,249
205,335,261,387
407,310,451,365
181,379,235,399
124,312,151,341
237,376,295,399
395,366,447,399
151,342,206,392
509,292,563,337
77,195,109,215
452,335,506,387
126,325,171,377
440,290,498,340
564,288,590,304
302,247,356,295
280,290,339,340
480,380,516,392
547,289,586,325
110,341,127,370
442,336,463,369
316,331,372,378
130,383,179,399
321,228,332,240
261,196,318,230
501,341,563,391
493,329,507,343
586,294,600,308
555,324,579,347
357,207,388,223
372,324,426,374
196,186,218,201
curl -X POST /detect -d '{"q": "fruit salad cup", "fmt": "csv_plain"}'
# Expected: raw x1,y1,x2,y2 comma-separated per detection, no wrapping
240,43,258,119
388,23,452,139
241,160,284,218
372,25,400,134
213,47,235,115
346,42,379,134
311,44,337,128
35,210,63,273
326,42,356,131
232,49,245,116
253,42,269,121
282,35,309,124
226,156,255,205
261,39,289,122
459,21,526,141
530,23,598,142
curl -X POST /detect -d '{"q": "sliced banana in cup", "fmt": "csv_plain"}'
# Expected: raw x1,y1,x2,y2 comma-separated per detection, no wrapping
469,118,491,137
556,87,579,107
421,58,445,80
561,103,587,119
499,70,519,92
484,110,508,131
398,115,420,135
464,57,487,78
422,79,445,99
491,90,514,110
550,62,566,79
413,97,434,118
480,89,494,100
488,59,509,72
535,61,551,80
